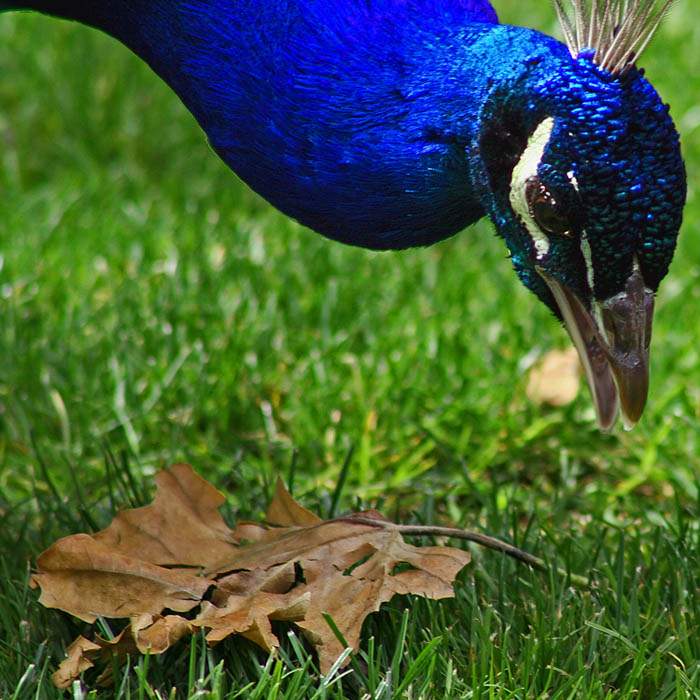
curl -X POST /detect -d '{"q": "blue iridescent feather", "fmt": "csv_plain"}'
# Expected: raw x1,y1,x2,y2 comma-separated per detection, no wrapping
1,0,686,428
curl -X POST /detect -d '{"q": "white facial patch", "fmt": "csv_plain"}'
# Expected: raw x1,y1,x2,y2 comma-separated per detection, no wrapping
571,170,595,299
509,117,555,260
580,231,595,293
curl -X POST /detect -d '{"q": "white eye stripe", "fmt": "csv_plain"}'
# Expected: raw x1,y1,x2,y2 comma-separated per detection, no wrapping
572,169,594,296
509,117,555,260
509,124,597,302
580,231,595,293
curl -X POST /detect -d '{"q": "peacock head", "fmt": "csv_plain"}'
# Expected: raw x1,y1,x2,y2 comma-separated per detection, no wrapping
474,1,685,430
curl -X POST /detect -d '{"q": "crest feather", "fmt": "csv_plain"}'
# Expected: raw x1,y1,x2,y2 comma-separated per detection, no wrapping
552,0,673,75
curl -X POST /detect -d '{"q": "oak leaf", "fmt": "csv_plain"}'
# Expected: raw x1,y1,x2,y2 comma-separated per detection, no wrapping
51,636,102,689
49,615,193,689
34,533,212,622
33,464,471,687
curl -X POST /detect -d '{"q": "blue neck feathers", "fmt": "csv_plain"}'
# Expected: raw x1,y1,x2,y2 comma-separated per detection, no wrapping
7,1,572,250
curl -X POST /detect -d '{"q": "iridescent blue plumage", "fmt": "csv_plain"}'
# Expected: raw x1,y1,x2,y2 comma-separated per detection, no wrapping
1,0,686,428
474,50,684,300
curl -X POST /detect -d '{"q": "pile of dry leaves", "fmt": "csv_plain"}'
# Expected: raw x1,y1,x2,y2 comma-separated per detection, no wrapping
32,464,472,687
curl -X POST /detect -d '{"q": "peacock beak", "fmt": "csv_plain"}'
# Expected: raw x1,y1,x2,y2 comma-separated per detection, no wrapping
536,267,653,431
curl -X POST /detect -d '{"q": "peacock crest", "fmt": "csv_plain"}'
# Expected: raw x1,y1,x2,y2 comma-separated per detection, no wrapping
552,0,673,75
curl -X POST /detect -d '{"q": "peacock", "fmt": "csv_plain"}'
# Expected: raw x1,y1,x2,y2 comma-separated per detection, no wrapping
0,0,686,431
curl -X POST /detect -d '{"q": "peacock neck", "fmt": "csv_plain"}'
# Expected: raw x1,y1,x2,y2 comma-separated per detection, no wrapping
9,1,573,251
9,1,176,83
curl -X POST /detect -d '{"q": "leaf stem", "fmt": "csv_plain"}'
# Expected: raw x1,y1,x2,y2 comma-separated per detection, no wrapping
342,517,590,589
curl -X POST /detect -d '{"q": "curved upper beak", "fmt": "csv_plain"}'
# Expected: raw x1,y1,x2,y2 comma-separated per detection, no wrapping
536,267,654,431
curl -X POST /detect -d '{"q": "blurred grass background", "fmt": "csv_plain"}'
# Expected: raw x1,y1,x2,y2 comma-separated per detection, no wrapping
1,1,699,697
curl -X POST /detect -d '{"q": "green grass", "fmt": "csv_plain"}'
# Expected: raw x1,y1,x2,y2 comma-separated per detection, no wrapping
1,0,700,697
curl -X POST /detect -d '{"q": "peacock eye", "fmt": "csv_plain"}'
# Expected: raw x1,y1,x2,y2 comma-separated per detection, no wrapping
525,178,571,237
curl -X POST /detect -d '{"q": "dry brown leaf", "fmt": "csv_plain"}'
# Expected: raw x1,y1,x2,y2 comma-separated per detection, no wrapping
526,347,581,407
34,464,471,686
52,614,193,688
94,462,241,571
33,533,212,622
265,478,323,527
194,591,310,649
293,522,469,663
130,613,193,654
52,636,102,690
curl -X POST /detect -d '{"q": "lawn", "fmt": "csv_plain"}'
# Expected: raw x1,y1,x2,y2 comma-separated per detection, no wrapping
1,1,699,697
